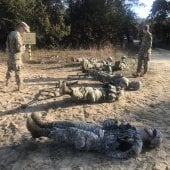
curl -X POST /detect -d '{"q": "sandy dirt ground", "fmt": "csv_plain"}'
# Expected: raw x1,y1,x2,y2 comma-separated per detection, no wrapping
0,48,169,170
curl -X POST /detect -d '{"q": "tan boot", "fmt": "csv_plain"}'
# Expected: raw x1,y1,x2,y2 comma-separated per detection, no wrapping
31,112,53,128
27,117,50,138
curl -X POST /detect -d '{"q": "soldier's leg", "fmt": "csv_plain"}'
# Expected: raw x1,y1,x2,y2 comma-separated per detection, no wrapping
143,57,149,74
136,56,143,74
49,127,99,151
31,112,102,136
27,117,100,151
6,60,13,86
15,60,23,90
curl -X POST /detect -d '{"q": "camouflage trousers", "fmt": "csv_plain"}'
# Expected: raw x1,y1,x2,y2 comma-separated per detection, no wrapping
49,121,103,151
6,53,23,86
137,53,150,74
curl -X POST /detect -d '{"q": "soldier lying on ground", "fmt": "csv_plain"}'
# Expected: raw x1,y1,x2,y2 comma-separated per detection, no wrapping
27,112,162,159
112,56,128,72
86,70,142,91
82,57,113,73
82,56,128,73
58,81,123,103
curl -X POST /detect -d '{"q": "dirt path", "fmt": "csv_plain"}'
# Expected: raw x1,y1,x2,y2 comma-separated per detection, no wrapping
0,48,169,170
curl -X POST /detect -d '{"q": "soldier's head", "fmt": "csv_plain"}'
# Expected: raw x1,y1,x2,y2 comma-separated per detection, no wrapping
121,56,127,61
142,127,162,149
17,21,30,34
107,57,113,62
143,25,149,33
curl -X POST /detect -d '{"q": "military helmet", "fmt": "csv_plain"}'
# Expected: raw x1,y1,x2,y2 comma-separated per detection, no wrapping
19,21,30,33
128,81,142,90
121,55,127,60
107,57,113,62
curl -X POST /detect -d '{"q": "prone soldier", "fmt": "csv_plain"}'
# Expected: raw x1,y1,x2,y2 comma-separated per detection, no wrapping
81,56,128,74
87,70,142,91
81,57,113,73
27,112,162,159
58,81,123,103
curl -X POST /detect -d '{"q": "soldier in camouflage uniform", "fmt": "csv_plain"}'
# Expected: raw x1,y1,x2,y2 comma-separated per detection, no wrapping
58,81,123,103
112,56,128,72
133,25,152,77
5,21,30,91
27,112,162,159
82,57,113,73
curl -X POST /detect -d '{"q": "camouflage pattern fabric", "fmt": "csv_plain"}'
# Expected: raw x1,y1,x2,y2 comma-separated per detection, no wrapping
87,70,141,91
137,31,152,73
6,30,25,85
46,119,143,159
71,84,121,102
112,56,128,71
82,57,112,73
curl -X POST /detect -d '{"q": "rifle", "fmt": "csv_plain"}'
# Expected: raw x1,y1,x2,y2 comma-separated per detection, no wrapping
67,72,88,80
21,80,78,109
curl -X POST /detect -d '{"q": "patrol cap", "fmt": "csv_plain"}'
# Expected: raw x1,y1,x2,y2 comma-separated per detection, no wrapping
19,21,30,33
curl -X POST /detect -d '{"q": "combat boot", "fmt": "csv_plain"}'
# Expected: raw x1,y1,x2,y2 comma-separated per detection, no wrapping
31,112,53,128
27,117,50,138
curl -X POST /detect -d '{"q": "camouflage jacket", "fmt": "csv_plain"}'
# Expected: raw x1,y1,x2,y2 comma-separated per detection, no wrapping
49,119,143,159
70,85,120,102
6,30,25,56
82,58,112,73
138,32,152,58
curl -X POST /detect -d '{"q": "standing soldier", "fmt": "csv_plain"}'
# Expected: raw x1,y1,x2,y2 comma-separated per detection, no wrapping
5,21,30,91
133,25,152,77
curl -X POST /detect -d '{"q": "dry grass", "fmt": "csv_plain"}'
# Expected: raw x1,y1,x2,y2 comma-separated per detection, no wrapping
0,46,137,69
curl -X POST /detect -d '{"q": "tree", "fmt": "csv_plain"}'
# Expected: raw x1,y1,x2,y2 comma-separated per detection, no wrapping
149,0,170,46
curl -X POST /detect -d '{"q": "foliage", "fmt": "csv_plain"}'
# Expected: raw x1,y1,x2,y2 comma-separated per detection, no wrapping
149,0,170,46
0,0,140,49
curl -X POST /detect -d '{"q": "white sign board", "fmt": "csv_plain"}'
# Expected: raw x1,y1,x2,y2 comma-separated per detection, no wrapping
23,33,36,44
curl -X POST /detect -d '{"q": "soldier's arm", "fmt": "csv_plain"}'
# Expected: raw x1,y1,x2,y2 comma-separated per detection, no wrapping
145,33,152,51
15,34,25,53
105,133,143,159
102,119,120,130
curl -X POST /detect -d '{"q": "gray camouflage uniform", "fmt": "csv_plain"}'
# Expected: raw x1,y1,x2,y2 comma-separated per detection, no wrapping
48,119,142,159
137,31,152,74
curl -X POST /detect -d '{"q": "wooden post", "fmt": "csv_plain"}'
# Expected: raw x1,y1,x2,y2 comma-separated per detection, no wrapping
28,45,32,60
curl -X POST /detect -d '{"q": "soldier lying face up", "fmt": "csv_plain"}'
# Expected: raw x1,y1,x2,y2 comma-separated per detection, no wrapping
27,113,162,159
58,81,123,103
